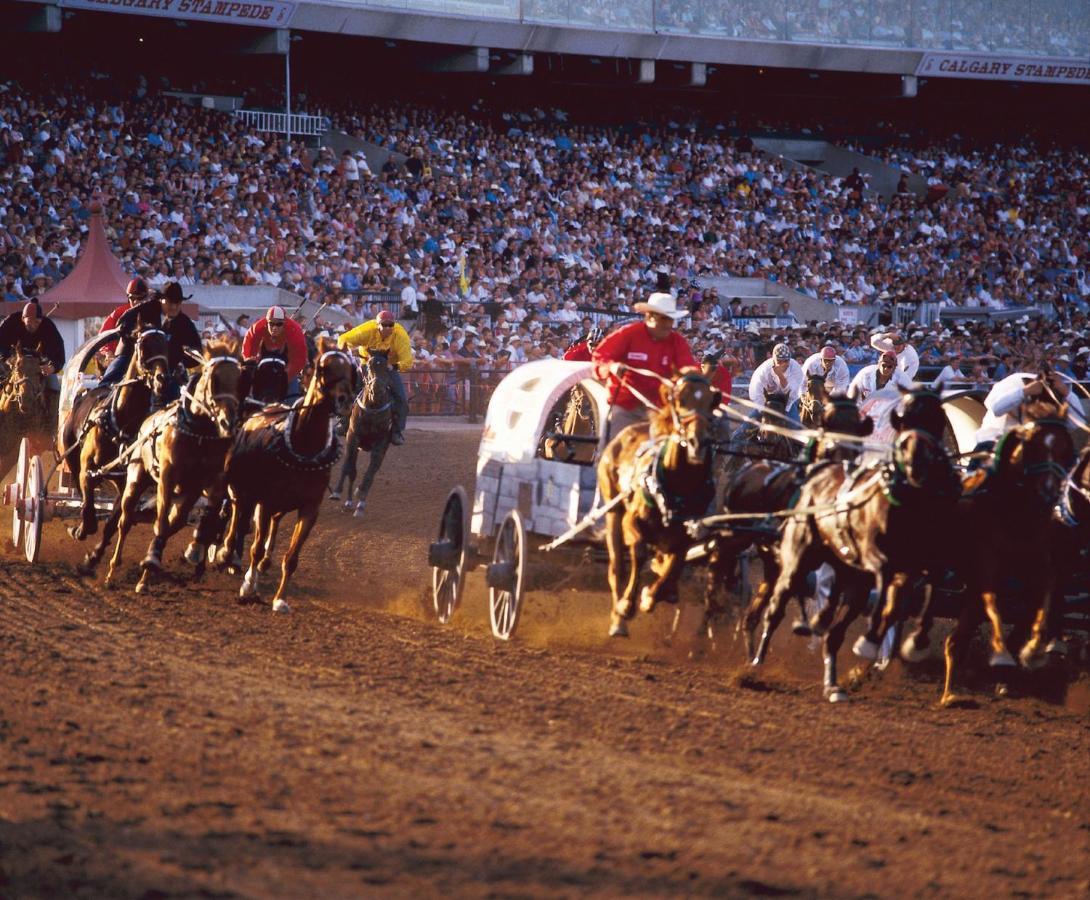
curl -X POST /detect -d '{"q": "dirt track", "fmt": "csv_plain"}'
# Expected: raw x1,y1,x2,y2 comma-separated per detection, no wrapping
2,424,1090,898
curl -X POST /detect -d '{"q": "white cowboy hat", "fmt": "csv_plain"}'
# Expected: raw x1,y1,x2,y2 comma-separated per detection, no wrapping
633,292,688,321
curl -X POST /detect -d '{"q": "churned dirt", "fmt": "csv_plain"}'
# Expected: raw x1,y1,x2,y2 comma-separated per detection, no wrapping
2,423,1089,898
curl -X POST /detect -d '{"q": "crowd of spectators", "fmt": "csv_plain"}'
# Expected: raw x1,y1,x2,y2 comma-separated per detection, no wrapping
1,73,1089,394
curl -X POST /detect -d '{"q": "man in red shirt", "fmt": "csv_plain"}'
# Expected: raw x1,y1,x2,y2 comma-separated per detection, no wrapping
99,277,150,360
591,292,697,455
241,306,309,399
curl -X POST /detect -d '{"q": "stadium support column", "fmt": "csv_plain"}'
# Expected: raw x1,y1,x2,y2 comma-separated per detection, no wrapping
637,60,656,84
902,75,918,98
690,63,706,87
241,28,291,139
24,5,62,31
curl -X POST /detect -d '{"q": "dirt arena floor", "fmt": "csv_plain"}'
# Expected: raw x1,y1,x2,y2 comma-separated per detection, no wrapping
2,422,1089,898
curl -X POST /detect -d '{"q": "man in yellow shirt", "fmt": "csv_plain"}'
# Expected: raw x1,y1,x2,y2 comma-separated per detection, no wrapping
338,309,413,445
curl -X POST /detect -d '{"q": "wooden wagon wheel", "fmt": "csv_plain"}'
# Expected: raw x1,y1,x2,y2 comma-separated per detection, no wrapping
429,486,470,624
487,509,526,641
23,454,45,564
10,437,29,548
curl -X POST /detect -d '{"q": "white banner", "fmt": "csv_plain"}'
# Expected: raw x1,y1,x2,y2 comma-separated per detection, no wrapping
916,52,1090,86
60,0,295,27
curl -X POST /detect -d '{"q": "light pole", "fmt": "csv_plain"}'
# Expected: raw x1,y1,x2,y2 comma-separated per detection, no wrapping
285,31,292,142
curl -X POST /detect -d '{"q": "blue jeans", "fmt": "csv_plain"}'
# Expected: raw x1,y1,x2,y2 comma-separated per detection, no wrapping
99,352,131,387
286,377,303,401
390,370,408,433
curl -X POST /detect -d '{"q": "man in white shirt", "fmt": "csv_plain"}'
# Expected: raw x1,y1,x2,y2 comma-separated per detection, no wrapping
870,330,919,379
931,351,972,391
973,370,1086,449
849,351,913,402
749,342,804,420
801,345,851,395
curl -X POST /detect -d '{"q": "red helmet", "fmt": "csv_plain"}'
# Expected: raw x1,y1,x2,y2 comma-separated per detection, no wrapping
126,277,149,299
376,310,396,325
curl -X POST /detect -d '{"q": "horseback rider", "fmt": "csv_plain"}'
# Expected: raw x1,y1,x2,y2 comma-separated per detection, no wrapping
848,350,913,402
870,329,920,379
0,301,66,405
971,367,1086,459
748,343,804,421
563,324,604,362
242,305,308,401
802,345,850,395
98,285,164,388
591,291,697,455
702,345,736,449
99,277,150,361
159,282,202,401
337,309,413,446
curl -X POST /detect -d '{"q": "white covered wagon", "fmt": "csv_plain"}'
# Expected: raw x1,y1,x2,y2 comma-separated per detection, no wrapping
428,360,610,641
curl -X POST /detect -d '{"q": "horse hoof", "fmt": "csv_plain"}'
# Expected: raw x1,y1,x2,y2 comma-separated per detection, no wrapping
329,490,341,501
67,524,86,541
343,500,354,512
900,636,929,663
257,558,272,574
791,618,812,637
939,693,978,710
240,574,259,598
852,636,879,660
824,687,849,704
1018,645,1048,671
75,558,96,577
183,542,204,566
990,649,1017,668
134,580,147,595
995,683,1010,698
272,598,291,614
638,586,655,614
608,619,629,638
1045,639,1068,657
141,555,162,572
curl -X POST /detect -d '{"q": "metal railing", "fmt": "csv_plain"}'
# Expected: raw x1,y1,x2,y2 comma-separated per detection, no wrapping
405,366,505,420
233,109,328,138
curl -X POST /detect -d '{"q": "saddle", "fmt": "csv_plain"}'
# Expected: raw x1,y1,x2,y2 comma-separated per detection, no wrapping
241,403,342,473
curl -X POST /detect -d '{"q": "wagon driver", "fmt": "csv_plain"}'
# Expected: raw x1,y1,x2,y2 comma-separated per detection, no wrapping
338,309,413,446
591,292,697,456
0,301,66,405
241,305,309,401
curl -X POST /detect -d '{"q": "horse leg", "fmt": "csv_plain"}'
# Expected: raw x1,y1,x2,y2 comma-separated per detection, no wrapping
268,504,320,614
941,602,984,708
1018,572,1057,670
751,517,817,665
852,568,905,659
69,439,102,541
258,512,283,572
241,505,272,601
604,507,629,638
77,496,122,576
901,580,937,662
215,495,250,573
332,428,359,503
104,467,150,589
821,576,870,702
353,442,388,518
185,476,229,577
639,550,684,614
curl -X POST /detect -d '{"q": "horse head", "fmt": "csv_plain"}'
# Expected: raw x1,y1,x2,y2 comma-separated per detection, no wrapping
814,395,873,463
133,328,171,401
252,357,289,406
314,349,356,417
890,386,947,442
892,428,955,492
193,341,243,438
362,350,393,410
1005,417,1076,510
658,368,719,466
0,348,45,416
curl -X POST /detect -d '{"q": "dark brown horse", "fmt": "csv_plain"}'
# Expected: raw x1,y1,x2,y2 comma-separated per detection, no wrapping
597,369,720,638
102,342,244,592
240,356,289,415
0,348,53,479
330,349,393,517
752,388,960,701
62,329,171,545
798,373,828,431
932,410,1076,706
215,348,355,612
702,395,874,647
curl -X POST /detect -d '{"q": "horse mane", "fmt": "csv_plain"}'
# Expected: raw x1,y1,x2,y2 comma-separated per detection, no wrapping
316,336,339,357
204,339,240,361
1023,396,1067,423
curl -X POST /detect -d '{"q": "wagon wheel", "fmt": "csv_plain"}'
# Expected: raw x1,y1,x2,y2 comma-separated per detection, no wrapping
429,486,470,624
487,510,526,641
10,437,29,548
23,454,45,564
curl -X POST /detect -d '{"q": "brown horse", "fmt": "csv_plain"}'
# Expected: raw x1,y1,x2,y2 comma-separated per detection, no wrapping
215,348,355,612
798,373,828,431
542,385,597,464
62,329,171,546
597,369,720,637
102,342,244,592
0,348,53,479
330,349,393,517
753,388,960,701
932,410,1076,706
702,395,874,649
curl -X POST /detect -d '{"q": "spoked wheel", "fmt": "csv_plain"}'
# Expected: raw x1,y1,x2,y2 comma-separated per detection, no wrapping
24,455,45,564
487,510,526,641
10,437,29,548
429,486,470,624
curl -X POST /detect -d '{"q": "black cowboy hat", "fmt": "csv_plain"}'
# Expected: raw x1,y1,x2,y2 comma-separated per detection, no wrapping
160,281,192,304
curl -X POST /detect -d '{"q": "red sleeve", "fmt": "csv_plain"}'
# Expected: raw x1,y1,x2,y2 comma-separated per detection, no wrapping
285,320,308,380
713,367,732,398
99,304,128,355
241,322,263,359
591,324,631,381
563,342,592,362
673,332,699,372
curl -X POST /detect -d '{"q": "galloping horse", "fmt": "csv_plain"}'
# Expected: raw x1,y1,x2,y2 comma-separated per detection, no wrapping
716,391,796,506
0,348,53,478
753,388,960,701
703,395,873,650
597,369,720,637
932,406,1076,706
215,347,355,612
240,356,289,415
62,328,171,547
798,373,828,431
330,349,393,517
102,342,244,592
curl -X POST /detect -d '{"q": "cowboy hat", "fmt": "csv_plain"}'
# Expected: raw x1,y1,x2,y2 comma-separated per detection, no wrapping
160,282,191,304
633,292,687,321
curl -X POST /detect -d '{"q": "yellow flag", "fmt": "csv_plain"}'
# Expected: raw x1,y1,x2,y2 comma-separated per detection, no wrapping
458,251,469,296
